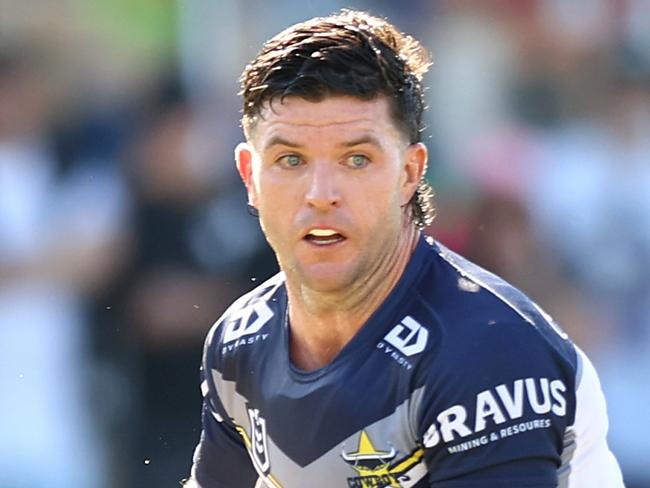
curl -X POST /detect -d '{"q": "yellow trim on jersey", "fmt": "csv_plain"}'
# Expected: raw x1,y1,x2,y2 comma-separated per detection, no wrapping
235,425,284,488
390,446,425,473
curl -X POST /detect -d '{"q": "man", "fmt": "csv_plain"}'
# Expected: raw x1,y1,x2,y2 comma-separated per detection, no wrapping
186,10,624,487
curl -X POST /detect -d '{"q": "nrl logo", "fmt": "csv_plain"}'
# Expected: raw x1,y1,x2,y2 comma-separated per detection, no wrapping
248,407,270,474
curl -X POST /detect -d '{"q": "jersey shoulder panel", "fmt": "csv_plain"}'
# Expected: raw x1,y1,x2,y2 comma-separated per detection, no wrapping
204,272,285,361
200,272,286,433
424,240,578,371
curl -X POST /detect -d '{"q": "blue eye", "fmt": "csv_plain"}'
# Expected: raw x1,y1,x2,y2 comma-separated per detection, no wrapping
348,154,369,168
279,154,302,168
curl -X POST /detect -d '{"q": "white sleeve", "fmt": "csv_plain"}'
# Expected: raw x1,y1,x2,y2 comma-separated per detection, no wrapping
558,346,625,488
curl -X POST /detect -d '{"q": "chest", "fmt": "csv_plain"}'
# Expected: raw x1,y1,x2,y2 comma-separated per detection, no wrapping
213,349,428,488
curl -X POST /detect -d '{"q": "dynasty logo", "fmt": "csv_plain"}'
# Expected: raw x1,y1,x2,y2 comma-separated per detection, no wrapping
341,431,425,488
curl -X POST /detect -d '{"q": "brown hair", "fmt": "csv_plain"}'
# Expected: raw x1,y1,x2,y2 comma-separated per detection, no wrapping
239,9,435,228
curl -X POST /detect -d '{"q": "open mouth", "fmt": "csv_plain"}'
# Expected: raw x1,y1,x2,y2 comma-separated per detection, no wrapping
304,228,346,246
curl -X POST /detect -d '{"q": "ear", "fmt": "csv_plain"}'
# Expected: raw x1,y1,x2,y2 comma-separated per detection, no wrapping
401,142,428,205
235,142,259,208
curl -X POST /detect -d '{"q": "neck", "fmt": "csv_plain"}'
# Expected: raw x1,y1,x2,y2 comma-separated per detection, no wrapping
286,223,420,371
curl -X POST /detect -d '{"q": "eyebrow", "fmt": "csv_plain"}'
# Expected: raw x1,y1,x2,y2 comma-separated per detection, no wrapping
340,135,382,149
263,135,304,151
263,134,382,152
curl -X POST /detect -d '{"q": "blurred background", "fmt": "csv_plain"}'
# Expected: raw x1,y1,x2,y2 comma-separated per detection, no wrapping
0,0,648,486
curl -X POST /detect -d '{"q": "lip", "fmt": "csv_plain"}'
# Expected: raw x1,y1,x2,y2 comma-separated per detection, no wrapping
302,225,347,237
301,225,348,246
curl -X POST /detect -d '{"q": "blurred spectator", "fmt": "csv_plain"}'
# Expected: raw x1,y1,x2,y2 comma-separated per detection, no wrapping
93,78,276,487
0,44,127,488
525,61,650,484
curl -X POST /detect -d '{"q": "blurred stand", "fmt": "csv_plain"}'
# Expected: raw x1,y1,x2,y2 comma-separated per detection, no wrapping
91,78,276,487
0,45,127,487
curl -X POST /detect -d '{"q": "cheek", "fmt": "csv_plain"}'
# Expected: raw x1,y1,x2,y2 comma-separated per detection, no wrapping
355,186,403,228
257,211,287,259
256,182,297,241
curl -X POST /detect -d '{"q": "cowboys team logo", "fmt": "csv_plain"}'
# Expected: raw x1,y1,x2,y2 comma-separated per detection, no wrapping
248,407,271,474
341,431,426,487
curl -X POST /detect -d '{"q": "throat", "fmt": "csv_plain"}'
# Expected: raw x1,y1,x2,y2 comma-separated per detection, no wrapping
284,270,376,368
287,230,421,371
288,311,362,371
290,336,340,372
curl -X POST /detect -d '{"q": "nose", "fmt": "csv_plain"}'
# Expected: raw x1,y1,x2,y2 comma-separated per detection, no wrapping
305,161,341,210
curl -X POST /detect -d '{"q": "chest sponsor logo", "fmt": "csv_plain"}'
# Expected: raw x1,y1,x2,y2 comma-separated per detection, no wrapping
222,301,273,353
248,407,271,474
377,316,429,370
341,431,425,488
422,377,567,455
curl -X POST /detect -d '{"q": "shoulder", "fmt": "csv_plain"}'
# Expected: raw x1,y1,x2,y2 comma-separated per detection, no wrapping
413,241,586,476
413,239,580,426
202,272,286,368
417,239,578,374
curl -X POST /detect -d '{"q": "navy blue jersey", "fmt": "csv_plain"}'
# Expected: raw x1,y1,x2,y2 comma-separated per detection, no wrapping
188,237,623,487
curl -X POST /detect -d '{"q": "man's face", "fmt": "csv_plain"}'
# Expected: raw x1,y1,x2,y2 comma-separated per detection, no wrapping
236,95,426,293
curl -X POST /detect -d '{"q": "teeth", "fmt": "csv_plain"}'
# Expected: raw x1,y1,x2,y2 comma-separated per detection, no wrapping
309,229,338,237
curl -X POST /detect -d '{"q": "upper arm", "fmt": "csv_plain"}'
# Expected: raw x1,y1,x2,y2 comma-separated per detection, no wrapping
557,347,624,488
416,324,578,487
420,395,562,487
187,327,259,488
188,396,259,488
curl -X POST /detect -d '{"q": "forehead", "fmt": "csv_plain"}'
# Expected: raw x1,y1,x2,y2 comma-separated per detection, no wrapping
248,95,404,148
